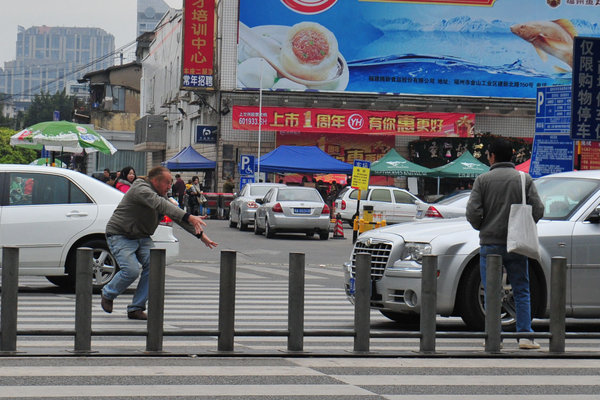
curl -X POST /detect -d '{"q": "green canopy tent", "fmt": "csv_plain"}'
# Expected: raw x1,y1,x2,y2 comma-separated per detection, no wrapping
427,151,489,194
370,148,433,176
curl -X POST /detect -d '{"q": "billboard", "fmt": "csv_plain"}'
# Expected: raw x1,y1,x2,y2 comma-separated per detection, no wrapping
238,0,600,98
182,0,216,90
571,36,600,141
233,106,475,137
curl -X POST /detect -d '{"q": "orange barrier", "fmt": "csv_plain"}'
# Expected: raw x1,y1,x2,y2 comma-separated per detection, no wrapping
333,214,345,239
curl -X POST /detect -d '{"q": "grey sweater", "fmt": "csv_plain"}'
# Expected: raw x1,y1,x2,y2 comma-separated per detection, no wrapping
106,178,196,238
466,162,544,245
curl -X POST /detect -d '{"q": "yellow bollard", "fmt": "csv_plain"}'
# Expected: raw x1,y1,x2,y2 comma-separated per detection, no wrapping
359,218,365,233
381,220,387,227
362,205,374,232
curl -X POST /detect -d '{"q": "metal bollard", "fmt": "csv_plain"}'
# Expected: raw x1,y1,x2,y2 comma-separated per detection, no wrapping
146,249,166,353
549,256,567,353
1,247,19,352
354,253,371,352
288,253,305,352
485,254,502,353
218,251,237,352
420,255,437,353
74,248,93,353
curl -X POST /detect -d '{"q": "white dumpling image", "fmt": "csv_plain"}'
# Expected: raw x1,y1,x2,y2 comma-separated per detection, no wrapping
238,58,277,88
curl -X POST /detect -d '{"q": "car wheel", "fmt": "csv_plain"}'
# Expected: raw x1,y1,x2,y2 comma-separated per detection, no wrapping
64,239,119,290
254,218,262,235
379,310,420,326
228,211,236,228
265,219,275,238
305,232,314,238
237,218,248,231
319,230,329,240
347,213,358,228
457,260,542,331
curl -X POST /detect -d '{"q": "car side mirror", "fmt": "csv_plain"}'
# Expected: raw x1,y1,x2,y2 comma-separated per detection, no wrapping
586,206,600,223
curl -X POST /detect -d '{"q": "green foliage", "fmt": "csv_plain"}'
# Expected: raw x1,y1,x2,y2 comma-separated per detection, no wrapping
0,127,37,164
23,90,74,127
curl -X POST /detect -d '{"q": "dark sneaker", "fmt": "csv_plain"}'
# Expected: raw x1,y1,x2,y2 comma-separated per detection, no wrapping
100,295,113,313
127,310,148,320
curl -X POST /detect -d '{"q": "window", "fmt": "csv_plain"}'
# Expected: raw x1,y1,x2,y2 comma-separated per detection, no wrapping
8,173,91,206
370,189,392,203
349,189,368,200
394,190,416,205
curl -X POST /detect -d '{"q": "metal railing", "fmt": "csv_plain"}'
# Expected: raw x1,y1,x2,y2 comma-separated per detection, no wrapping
0,246,596,355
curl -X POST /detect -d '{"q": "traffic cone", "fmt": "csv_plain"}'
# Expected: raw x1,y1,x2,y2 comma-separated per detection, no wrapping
333,213,345,239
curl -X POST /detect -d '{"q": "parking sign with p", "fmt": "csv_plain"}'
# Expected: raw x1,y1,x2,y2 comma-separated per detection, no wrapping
239,154,255,176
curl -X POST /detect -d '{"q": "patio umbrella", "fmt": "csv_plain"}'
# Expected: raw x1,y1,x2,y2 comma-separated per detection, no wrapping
29,158,66,168
10,121,117,154
370,148,432,176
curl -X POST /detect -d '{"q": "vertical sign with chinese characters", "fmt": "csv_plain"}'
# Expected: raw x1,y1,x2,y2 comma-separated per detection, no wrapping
182,0,215,90
571,37,600,141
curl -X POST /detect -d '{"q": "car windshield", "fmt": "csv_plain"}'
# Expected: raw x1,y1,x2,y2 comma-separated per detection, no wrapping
276,189,322,202
535,177,599,220
250,186,276,197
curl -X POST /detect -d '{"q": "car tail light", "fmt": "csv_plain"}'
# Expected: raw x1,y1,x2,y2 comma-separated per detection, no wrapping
341,200,346,210
247,201,258,208
272,203,283,213
159,215,173,226
425,206,443,218
322,204,330,214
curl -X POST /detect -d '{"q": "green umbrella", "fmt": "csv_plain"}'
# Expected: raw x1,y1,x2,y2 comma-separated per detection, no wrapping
29,158,66,168
427,151,489,178
10,121,117,154
370,148,432,176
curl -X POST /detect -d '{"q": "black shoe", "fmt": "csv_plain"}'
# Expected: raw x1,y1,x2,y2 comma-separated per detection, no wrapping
127,310,148,320
100,295,113,313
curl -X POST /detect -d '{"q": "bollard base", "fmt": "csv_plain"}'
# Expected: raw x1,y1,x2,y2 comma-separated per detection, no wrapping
67,349,99,355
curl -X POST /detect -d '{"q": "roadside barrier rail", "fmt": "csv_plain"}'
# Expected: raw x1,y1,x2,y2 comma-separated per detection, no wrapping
0,246,593,355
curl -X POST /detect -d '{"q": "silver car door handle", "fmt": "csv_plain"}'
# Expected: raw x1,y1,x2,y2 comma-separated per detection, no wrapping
557,242,566,248
66,211,88,217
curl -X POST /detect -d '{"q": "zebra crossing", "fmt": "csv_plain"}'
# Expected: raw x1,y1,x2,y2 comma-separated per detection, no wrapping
1,357,600,399
6,261,600,354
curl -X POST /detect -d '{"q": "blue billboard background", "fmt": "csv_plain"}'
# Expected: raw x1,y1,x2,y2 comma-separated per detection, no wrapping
238,0,600,98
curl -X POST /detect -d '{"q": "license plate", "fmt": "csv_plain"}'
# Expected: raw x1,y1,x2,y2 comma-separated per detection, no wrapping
349,277,355,295
294,208,310,214
416,210,423,217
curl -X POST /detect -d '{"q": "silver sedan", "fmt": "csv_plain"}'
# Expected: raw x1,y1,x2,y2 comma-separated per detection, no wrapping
254,186,331,240
228,183,286,231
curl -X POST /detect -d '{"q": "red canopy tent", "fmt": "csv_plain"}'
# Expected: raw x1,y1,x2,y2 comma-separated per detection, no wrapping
516,159,530,173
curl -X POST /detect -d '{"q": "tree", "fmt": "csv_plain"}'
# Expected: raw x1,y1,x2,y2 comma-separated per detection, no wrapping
23,90,74,127
0,127,37,164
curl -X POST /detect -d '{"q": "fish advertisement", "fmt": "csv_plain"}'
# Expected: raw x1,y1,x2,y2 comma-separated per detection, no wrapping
237,0,600,98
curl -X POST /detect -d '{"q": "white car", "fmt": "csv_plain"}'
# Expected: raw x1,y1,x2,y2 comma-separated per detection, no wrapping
334,185,427,226
343,170,600,330
254,186,331,240
0,165,179,289
416,190,471,219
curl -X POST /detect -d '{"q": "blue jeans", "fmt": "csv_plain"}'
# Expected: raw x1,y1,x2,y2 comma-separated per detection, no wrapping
102,235,154,313
480,245,533,333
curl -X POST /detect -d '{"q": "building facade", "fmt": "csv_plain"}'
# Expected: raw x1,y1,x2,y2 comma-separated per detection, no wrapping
137,0,170,38
0,26,115,102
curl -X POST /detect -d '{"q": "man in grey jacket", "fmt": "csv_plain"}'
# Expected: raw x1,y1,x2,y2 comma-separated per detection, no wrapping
466,138,544,349
101,166,217,320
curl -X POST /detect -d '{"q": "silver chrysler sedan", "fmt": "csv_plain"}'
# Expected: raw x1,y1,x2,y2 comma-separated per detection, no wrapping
343,169,600,330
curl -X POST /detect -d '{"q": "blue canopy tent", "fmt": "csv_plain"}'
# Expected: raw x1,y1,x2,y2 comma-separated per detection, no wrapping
254,145,353,174
161,146,216,170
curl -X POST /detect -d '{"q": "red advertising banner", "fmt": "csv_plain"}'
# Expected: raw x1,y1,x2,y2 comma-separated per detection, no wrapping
368,0,496,5
181,0,215,90
579,141,600,170
233,106,475,137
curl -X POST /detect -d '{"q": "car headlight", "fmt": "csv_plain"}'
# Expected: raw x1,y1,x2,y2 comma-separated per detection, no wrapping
401,242,432,264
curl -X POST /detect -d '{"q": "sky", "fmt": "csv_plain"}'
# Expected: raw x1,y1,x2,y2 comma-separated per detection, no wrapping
0,0,182,66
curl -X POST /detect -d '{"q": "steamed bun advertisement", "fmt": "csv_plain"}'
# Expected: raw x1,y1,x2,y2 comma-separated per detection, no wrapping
237,0,600,98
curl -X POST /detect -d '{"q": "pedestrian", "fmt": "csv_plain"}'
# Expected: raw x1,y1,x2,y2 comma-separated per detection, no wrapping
114,166,137,193
101,168,111,183
100,166,217,320
173,174,187,209
186,176,202,216
106,172,117,187
223,176,235,193
466,138,544,349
